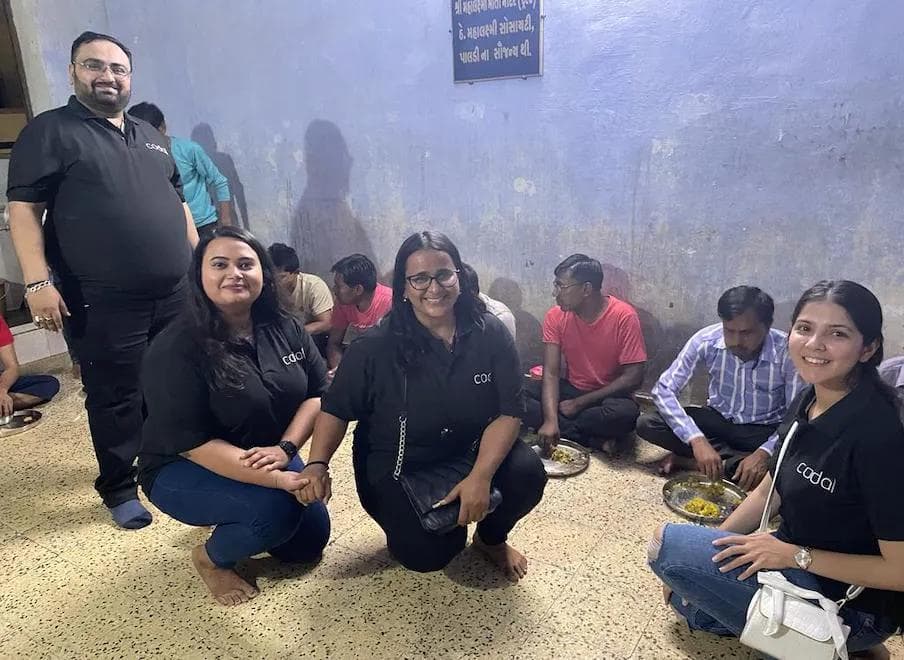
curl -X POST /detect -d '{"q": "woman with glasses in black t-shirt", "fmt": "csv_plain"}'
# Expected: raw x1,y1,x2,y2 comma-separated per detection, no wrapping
648,281,904,657
138,227,330,606
296,231,546,581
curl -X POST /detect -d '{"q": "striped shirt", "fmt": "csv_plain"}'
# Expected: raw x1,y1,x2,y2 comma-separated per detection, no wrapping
652,324,803,454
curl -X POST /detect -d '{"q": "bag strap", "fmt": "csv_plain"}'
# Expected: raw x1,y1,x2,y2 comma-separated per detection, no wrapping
393,372,408,480
756,420,864,607
757,420,799,533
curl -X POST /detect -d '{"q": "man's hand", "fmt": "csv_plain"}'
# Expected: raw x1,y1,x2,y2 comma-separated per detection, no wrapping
27,285,69,333
733,449,770,491
295,463,332,504
537,421,560,455
689,436,722,481
558,398,583,418
272,470,310,493
0,392,13,417
240,446,290,471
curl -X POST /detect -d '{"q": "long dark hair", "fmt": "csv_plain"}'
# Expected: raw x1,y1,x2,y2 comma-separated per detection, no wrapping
186,226,289,389
791,280,899,409
388,231,486,369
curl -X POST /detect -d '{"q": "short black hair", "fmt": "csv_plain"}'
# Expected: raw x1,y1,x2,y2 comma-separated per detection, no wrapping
332,254,377,292
554,253,604,291
717,286,774,326
71,31,133,67
267,243,300,273
128,102,164,129
461,263,480,296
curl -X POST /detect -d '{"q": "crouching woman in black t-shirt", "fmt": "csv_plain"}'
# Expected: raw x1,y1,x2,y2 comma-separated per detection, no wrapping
138,227,330,606
296,231,547,580
648,280,904,655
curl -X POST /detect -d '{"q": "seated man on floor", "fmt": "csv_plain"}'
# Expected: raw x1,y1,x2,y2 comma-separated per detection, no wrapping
524,254,646,452
326,254,392,374
461,263,516,339
0,314,60,414
268,243,333,356
636,286,802,490
879,355,904,393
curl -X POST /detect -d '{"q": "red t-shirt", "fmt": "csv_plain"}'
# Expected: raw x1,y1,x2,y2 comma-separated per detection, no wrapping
542,296,647,392
0,316,14,348
331,283,393,339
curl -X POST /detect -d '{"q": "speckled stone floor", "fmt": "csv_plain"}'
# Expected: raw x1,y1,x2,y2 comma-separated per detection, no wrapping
2,373,902,659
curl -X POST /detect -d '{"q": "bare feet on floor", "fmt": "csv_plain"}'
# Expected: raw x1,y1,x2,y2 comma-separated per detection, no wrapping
658,453,696,476
191,544,259,606
472,532,528,582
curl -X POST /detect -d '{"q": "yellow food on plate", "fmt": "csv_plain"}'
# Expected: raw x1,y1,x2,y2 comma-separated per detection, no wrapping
549,447,574,464
685,497,720,518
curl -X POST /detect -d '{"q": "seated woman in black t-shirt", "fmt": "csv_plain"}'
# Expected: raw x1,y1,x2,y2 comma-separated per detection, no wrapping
296,231,546,580
648,280,904,656
138,227,330,606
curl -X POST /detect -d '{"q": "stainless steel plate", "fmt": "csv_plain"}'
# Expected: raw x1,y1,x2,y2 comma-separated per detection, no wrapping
662,474,746,525
0,410,43,438
525,435,590,478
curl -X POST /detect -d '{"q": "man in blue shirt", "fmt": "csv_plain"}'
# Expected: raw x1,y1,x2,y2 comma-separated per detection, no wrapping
129,102,231,239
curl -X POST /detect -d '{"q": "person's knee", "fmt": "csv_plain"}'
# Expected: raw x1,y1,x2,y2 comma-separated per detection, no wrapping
635,413,658,439
271,502,331,563
252,494,305,547
506,443,547,507
647,523,667,564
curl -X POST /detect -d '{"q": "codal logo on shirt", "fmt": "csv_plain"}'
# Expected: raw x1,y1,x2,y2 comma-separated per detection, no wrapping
282,350,305,366
473,372,493,384
145,142,169,156
796,462,837,493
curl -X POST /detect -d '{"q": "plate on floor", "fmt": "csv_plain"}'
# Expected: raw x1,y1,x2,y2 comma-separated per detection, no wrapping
0,409,43,438
662,474,746,525
524,434,590,478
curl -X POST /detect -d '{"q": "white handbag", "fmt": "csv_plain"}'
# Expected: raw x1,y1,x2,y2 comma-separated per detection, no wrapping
739,420,863,660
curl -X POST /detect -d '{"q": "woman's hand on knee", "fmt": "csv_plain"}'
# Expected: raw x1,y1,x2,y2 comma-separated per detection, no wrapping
711,532,797,580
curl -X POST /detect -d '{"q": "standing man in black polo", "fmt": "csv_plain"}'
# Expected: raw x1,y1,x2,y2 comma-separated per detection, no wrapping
7,32,199,530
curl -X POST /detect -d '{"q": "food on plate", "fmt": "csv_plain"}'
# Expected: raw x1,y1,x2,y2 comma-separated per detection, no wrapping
684,497,720,518
549,447,574,464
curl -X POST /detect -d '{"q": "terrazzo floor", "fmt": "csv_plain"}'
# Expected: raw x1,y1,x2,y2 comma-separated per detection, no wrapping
2,373,901,659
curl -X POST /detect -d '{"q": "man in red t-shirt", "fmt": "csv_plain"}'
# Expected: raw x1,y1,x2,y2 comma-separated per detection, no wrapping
0,315,61,414
326,253,392,372
524,254,646,452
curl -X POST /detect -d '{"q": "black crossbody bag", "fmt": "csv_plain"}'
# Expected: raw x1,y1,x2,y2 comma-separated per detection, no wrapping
393,373,502,534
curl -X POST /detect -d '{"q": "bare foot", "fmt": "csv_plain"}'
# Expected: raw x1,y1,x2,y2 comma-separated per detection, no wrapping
191,545,259,606
472,532,528,582
852,644,890,660
658,453,695,476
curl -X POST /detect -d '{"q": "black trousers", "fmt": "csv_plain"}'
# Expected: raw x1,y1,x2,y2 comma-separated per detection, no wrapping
354,439,547,573
522,378,640,445
636,407,777,477
65,281,187,507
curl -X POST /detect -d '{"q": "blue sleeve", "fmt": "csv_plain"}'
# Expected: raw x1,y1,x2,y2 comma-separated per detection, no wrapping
190,141,230,202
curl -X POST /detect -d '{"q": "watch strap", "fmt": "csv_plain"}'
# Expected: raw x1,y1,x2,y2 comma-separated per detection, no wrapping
278,440,298,459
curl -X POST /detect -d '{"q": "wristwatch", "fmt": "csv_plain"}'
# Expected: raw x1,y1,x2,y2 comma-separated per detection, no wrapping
794,546,813,571
278,440,299,460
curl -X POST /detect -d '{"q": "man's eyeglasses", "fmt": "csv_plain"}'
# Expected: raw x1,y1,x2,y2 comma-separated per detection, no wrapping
406,269,459,291
73,59,132,79
553,281,585,292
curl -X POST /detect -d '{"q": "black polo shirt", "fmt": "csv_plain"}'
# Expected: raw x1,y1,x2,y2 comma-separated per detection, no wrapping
137,315,329,492
6,96,190,295
322,312,524,485
772,379,904,623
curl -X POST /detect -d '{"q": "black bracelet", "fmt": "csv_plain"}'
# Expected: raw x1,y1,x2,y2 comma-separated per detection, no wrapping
306,460,330,470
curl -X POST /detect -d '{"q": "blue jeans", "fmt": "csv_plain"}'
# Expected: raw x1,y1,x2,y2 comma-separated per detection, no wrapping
148,455,330,568
11,374,61,402
648,524,899,653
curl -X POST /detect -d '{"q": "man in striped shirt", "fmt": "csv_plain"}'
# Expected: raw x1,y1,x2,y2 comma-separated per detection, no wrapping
636,286,802,490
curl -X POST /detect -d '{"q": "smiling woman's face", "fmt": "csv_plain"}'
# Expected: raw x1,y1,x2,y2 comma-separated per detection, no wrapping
201,237,263,313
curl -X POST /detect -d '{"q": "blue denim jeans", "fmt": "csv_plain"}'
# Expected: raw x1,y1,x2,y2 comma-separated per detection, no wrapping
149,456,330,568
648,523,899,654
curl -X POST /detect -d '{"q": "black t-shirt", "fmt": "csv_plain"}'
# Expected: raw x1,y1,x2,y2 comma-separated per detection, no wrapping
7,96,190,295
772,379,904,622
322,312,524,485
138,315,329,491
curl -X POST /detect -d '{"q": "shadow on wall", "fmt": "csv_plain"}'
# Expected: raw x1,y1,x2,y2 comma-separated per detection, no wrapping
191,123,249,231
291,120,374,277
487,277,543,373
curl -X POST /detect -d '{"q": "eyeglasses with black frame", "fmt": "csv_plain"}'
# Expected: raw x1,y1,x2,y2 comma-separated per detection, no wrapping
73,59,132,78
405,269,460,291
553,281,586,292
